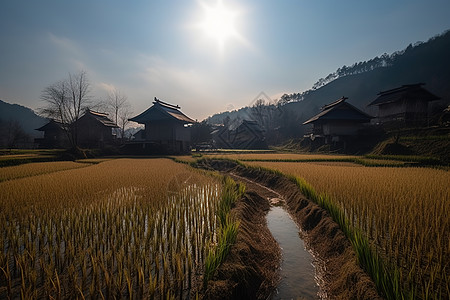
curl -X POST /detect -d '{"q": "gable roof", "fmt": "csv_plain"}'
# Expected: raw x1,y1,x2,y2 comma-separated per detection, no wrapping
303,97,372,125
368,83,440,106
236,120,265,139
129,98,195,124
35,119,66,131
81,109,118,127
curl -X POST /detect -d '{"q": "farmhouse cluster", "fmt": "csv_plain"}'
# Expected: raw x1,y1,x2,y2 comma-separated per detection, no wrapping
35,98,197,154
34,83,440,153
35,109,119,149
303,83,440,146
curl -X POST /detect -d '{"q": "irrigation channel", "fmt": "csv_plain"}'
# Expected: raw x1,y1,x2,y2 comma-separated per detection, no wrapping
267,205,319,299
230,173,320,299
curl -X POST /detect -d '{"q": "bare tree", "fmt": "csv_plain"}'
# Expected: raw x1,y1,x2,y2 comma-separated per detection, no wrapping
106,89,128,126
105,89,132,142
68,71,91,144
40,79,70,127
251,98,276,129
252,98,266,125
118,106,133,142
0,120,29,149
6,120,29,149
40,71,91,147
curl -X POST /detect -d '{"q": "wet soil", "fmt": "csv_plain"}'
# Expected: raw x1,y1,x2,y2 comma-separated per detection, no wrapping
199,159,383,300
202,187,281,299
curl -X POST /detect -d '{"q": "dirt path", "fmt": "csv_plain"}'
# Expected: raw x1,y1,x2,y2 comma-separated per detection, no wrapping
200,159,383,300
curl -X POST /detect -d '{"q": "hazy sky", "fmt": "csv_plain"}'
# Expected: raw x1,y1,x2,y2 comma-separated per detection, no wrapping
1,0,450,121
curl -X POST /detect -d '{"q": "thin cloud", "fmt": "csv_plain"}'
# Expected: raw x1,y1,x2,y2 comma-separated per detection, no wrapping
48,33,80,56
97,82,116,93
47,33,91,74
137,54,214,99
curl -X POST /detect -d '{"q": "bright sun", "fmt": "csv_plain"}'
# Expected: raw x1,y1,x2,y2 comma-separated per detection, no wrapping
197,0,241,52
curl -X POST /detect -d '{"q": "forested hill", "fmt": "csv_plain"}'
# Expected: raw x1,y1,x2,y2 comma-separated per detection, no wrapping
281,29,450,117
0,99,46,138
207,29,450,138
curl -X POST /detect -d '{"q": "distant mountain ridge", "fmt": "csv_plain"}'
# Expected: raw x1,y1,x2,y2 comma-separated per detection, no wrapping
207,29,450,138
0,99,47,138
284,29,450,108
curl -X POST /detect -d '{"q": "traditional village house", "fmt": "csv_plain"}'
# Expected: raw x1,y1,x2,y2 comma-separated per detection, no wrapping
233,120,267,149
128,98,195,153
210,125,233,149
368,83,440,125
34,119,70,148
211,120,267,149
74,109,118,148
303,97,372,144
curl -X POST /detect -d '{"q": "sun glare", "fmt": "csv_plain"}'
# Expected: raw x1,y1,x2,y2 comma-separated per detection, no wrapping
197,0,241,52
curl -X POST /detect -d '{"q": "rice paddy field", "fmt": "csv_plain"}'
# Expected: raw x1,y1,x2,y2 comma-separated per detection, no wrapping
0,158,233,299
0,161,89,182
0,150,64,167
1,153,448,299
176,152,423,168
245,160,449,299
177,153,359,163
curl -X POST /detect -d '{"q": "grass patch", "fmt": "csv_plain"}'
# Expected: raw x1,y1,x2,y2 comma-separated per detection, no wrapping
364,154,442,165
203,177,244,287
0,155,59,167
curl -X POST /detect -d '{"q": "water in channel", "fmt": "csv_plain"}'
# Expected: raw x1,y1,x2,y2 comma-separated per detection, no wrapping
267,206,319,300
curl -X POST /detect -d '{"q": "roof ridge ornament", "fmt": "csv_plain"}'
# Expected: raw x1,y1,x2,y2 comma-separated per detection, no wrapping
153,97,181,109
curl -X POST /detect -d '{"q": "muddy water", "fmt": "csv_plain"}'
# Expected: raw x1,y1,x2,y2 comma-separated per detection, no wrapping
267,206,319,299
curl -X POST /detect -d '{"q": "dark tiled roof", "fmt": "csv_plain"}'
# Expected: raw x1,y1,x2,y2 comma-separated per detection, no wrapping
303,97,372,125
35,119,65,131
236,120,265,139
85,110,118,127
368,83,440,106
129,98,195,124
321,96,347,110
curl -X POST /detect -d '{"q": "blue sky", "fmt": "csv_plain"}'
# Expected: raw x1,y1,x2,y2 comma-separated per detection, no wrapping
1,0,450,120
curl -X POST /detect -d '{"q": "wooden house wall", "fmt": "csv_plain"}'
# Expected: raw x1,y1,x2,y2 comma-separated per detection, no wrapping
144,121,190,142
378,102,406,118
322,121,360,136
175,126,191,142
145,122,173,141
405,99,428,114
44,128,67,143
76,117,113,147
378,99,428,122
36,127,70,148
